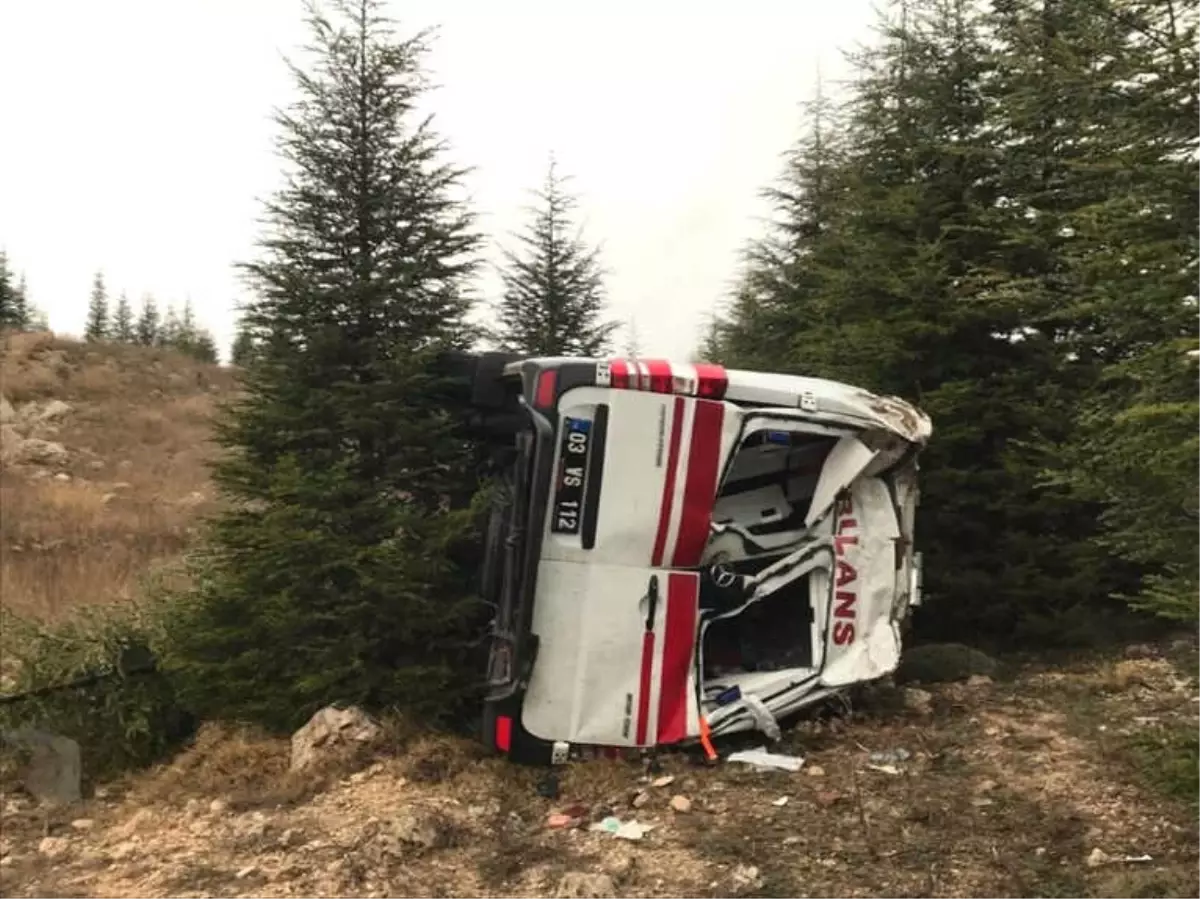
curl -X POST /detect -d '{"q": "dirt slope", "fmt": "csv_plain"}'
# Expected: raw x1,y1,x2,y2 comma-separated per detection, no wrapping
2,651,1196,899
0,330,235,620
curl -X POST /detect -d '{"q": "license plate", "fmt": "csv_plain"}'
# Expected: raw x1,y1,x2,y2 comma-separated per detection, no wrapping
551,417,592,535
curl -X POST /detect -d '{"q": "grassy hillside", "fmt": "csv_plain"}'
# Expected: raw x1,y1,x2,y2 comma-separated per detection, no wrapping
0,330,236,620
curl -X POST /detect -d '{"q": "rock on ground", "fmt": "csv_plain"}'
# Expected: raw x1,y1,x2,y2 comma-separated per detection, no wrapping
1,729,82,805
555,872,616,898
289,705,382,772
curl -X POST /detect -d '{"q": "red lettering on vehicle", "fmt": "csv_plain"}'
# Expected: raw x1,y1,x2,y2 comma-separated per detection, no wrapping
832,495,859,646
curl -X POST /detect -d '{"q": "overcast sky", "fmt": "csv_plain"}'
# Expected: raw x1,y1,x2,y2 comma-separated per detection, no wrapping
0,0,878,362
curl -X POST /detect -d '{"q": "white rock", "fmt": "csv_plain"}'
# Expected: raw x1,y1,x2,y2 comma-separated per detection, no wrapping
669,795,692,813
555,872,616,898
69,818,94,831
290,705,382,772
1086,848,1111,868
2,728,82,804
36,400,72,422
730,864,764,894
903,687,934,714
38,836,70,859
11,437,69,467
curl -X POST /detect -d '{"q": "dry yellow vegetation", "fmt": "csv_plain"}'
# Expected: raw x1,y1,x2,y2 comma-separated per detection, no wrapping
0,330,236,620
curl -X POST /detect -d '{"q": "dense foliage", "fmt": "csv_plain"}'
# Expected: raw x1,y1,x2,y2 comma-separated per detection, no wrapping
704,0,1198,638
162,0,489,730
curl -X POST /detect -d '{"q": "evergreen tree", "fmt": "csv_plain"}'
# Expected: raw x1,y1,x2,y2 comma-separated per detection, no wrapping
160,304,182,347
166,0,485,729
0,252,14,329
1034,0,1200,621
622,316,641,360
85,271,109,341
112,292,136,342
715,0,1133,642
230,315,258,367
135,295,161,346
12,275,29,330
492,160,616,356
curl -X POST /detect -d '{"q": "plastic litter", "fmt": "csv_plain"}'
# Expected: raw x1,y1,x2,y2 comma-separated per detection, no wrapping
727,747,805,772
589,816,655,841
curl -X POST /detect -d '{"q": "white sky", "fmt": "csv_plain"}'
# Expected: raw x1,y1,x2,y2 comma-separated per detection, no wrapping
0,0,877,362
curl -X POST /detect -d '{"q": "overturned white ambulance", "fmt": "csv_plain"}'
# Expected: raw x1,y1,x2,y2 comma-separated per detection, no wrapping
467,354,932,765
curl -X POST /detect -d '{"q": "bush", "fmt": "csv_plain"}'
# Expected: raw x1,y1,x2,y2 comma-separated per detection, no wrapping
0,592,194,784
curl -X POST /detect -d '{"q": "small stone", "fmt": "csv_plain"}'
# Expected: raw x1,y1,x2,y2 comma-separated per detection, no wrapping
730,864,763,894
772,796,789,807
38,836,70,859
669,795,692,813
69,818,94,831
902,686,934,714
651,775,675,788
976,778,998,793
631,790,651,808
806,765,826,777
209,798,228,814
555,872,616,898
966,674,993,687
236,864,259,879
1086,848,1111,868
53,472,71,482
970,797,994,807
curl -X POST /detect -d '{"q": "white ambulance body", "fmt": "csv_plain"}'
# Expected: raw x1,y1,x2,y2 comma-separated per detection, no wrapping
476,356,931,764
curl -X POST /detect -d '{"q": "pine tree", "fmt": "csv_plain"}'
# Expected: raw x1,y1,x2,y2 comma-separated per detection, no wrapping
85,272,109,341
135,295,160,346
707,80,846,371
1032,0,1200,621
11,275,29,330
166,0,486,729
159,304,182,347
0,252,14,329
622,317,641,360
492,160,616,356
230,315,258,367
112,292,136,342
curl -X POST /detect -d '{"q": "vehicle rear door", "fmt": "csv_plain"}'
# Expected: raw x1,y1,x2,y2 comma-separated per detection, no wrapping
520,386,742,747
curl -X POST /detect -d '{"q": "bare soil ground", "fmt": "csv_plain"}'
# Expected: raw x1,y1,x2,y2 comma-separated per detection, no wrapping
2,648,1196,899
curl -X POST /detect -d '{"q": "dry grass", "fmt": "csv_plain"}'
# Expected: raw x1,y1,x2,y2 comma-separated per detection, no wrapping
0,330,236,620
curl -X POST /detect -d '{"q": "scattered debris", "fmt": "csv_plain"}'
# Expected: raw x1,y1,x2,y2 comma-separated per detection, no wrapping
727,746,805,772
546,813,577,829
805,764,826,777
69,818,93,831
589,816,654,841
1086,848,1111,868
651,774,675,788
815,790,842,807
868,747,911,765
866,764,901,776
631,790,651,808
235,864,259,880
966,674,993,687
772,796,789,807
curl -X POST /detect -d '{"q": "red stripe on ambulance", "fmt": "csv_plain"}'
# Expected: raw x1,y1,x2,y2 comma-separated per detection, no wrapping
656,572,698,745
651,396,686,567
635,630,655,744
671,399,725,566
642,358,673,393
609,359,630,389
